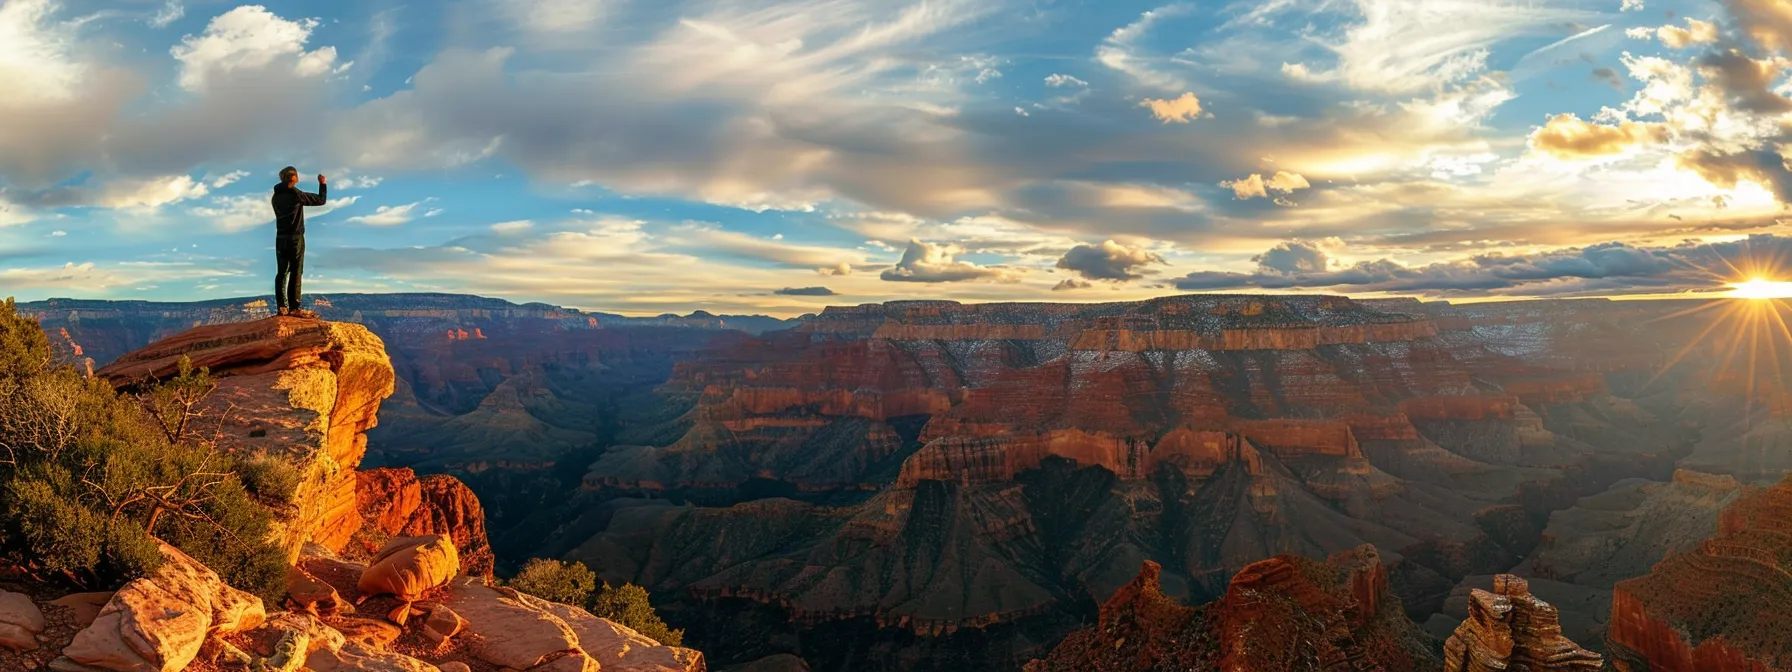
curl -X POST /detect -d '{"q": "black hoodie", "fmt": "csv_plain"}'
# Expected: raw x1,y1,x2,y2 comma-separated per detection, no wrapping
271,182,327,236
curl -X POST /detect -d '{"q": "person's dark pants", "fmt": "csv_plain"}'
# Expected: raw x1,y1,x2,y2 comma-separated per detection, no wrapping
275,234,305,311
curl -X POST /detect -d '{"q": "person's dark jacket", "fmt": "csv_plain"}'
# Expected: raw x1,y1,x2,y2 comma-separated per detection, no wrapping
271,182,327,236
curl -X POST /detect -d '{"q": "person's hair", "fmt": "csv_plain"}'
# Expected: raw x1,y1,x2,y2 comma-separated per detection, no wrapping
279,166,298,182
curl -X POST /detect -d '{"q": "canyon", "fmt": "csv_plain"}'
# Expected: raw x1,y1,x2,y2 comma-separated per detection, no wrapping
16,291,1792,671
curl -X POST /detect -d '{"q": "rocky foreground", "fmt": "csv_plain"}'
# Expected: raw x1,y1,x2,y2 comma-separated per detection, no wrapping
0,317,704,672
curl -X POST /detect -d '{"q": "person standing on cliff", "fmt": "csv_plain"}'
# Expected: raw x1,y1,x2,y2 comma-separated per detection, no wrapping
271,167,326,318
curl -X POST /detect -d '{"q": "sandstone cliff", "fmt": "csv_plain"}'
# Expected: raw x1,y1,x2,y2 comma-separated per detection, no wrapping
93,318,494,566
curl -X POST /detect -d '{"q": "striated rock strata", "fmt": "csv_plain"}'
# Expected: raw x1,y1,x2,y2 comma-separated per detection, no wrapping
1441,574,1602,671
1606,475,1792,672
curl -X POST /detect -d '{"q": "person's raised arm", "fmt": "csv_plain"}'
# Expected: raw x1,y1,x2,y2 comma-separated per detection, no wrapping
299,174,328,206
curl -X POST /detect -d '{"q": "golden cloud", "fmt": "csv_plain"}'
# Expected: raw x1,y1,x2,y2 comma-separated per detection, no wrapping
1528,113,1669,159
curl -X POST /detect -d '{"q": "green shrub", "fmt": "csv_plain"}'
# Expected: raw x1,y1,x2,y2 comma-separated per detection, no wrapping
237,453,303,505
592,583,684,647
0,298,287,602
507,557,598,606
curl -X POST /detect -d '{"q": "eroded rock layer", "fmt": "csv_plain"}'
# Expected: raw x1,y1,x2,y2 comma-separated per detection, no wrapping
1606,475,1792,672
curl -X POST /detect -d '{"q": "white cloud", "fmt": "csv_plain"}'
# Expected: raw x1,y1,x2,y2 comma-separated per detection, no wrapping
209,170,249,188
97,175,211,209
171,6,336,91
1140,92,1205,123
334,174,383,189
1320,0,1595,93
498,0,607,36
0,0,89,102
880,239,1017,283
192,193,359,232
50,230,65,236
1222,171,1311,200
1620,0,1643,10
491,220,533,233
346,199,437,226
149,0,184,28
1097,3,1197,90
1044,73,1088,88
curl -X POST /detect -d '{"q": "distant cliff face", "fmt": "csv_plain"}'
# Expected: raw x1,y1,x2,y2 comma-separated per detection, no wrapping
1606,475,1792,672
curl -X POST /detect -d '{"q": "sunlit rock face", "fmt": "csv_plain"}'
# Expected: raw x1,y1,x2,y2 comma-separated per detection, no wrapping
1441,574,1603,672
93,317,493,572
96,317,397,558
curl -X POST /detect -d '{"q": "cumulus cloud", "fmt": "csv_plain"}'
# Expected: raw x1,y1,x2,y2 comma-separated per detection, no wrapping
1658,18,1720,48
1055,240,1165,281
1697,49,1792,113
171,6,340,91
1621,0,1643,10
1528,113,1669,159
1221,171,1311,200
1725,0,1792,51
1253,239,1339,273
1052,278,1093,291
774,286,837,296
880,240,1015,283
1175,235,1792,296
1140,92,1206,123
209,170,249,188
1044,73,1088,88
347,200,439,226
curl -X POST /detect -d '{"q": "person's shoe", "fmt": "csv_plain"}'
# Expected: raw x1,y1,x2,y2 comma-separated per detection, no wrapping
290,308,318,319
277,307,290,317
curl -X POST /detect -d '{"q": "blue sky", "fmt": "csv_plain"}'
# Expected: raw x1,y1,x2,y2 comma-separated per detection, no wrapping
4,0,1792,316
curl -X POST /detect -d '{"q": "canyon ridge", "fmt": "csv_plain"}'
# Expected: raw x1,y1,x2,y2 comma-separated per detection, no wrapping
13,291,1792,671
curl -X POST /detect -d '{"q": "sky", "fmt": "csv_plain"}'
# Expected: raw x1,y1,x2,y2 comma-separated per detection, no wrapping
9,0,1792,316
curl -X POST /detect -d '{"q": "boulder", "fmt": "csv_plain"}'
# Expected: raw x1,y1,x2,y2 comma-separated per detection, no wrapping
443,579,595,672
421,603,467,645
59,542,267,672
288,564,352,616
0,589,45,650
49,593,114,629
357,535,460,623
331,617,403,649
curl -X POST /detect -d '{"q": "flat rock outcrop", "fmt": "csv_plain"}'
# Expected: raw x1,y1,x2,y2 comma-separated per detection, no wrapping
1606,475,1792,672
1442,574,1602,671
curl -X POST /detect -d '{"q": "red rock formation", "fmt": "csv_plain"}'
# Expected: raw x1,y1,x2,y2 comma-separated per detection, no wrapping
1441,574,1602,671
97,317,396,556
355,467,494,576
94,318,493,576
1606,476,1792,672
1025,545,1441,672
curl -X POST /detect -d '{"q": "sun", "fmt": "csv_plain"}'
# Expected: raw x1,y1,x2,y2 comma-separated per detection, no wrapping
1729,278,1792,300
